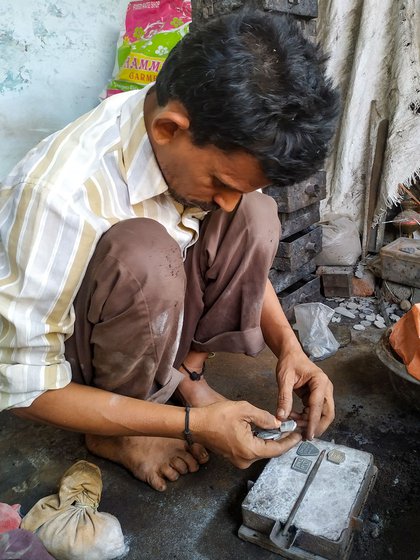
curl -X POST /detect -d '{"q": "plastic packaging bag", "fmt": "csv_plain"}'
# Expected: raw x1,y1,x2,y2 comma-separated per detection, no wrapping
294,303,340,361
315,213,362,266
0,529,55,560
0,503,21,534
105,0,191,97
21,461,128,560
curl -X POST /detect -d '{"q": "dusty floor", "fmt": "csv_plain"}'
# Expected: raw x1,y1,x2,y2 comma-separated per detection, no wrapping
1,327,419,560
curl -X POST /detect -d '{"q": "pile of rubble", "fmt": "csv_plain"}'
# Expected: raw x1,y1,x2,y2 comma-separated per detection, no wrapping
325,297,402,331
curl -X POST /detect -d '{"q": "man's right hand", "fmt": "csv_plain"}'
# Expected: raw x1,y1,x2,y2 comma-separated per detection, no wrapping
13,383,300,471
190,400,302,469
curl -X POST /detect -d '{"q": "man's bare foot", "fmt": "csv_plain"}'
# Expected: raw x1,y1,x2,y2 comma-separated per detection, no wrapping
85,434,209,491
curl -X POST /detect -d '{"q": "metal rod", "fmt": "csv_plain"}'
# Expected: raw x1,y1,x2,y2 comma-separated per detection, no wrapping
282,449,326,536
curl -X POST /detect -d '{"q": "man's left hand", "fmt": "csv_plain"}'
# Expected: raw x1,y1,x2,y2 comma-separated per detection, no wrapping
275,350,334,440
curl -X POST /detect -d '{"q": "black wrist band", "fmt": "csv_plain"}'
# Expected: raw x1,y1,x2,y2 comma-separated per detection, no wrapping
181,362,205,381
184,404,194,447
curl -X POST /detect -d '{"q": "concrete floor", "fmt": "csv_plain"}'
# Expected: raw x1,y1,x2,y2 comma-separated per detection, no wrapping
1,328,419,560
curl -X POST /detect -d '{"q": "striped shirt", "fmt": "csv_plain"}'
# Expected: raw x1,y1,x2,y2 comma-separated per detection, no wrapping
0,84,205,410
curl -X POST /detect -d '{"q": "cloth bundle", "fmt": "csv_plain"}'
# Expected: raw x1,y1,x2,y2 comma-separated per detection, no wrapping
21,460,128,560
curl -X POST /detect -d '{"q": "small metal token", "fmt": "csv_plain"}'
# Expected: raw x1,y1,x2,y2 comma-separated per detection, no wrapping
280,420,297,432
296,442,320,457
254,429,282,440
327,449,346,464
291,457,312,474
254,420,297,440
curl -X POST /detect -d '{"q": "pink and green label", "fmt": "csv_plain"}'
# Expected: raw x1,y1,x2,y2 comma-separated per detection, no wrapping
106,0,191,96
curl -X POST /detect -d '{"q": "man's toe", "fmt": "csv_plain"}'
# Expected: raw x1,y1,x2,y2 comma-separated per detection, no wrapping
147,472,167,492
179,450,200,472
191,443,209,464
170,456,189,474
160,464,180,482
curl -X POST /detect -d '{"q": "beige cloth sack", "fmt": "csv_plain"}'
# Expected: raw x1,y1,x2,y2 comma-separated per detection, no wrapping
21,460,128,560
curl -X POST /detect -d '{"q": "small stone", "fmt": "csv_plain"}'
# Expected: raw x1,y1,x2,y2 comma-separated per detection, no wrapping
374,320,386,329
371,526,380,538
370,514,380,524
390,314,400,322
400,246,416,254
335,307,356,319
359,313,365,319
376,314,384,321
334,298,345,302
361,320,372,327
347,301,358,309
366,314,376,321
400,299,412,311
353,324,365,331
331,316,341,323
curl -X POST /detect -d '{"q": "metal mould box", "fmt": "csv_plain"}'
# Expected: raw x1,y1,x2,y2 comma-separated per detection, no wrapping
264,171,326,214
239,439,377,560
276,275,321,321
380,237,420,289
274,226,322,272
279,203,321,240
262,0,318,18
193,0,318,21
317,265,354,298
269,260,317,293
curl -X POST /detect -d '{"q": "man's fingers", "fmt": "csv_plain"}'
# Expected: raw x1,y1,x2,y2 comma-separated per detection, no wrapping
307,381,334,439
255,431,302,459
245,403,281,430
276,372,295,420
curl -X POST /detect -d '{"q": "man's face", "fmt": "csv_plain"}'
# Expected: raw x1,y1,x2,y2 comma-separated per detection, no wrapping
156,131,270,212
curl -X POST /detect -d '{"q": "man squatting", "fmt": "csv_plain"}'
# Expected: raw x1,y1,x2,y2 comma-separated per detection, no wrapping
0,11,339,491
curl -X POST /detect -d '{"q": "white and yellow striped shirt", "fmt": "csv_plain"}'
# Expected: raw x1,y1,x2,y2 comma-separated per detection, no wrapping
0,84,205,410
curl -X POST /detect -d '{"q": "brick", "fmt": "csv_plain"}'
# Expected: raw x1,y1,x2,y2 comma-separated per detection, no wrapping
352,270,375,297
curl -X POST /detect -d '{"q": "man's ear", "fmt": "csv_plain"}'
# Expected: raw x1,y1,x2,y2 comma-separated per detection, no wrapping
150,103,190,145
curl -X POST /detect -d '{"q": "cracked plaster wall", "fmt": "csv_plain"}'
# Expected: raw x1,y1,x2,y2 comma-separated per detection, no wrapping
0,0,130,180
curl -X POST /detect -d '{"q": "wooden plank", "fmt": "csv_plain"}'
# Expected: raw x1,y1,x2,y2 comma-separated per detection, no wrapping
362,101,389,257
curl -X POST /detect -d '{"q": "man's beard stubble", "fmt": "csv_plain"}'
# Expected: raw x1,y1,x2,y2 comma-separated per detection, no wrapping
168,186,219,212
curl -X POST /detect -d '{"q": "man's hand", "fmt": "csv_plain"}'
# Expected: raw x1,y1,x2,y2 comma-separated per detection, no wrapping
276,350,334,440
261,279,335,441
191,400,302,468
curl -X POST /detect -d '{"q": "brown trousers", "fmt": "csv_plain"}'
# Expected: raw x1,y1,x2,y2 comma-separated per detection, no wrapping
65,191,280,404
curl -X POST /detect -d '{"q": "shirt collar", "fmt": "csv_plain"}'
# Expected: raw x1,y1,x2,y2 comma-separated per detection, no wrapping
119,83,208,221
120,83,169,205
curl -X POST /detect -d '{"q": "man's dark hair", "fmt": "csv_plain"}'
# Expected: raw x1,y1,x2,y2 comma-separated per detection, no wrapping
156,10,339,186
